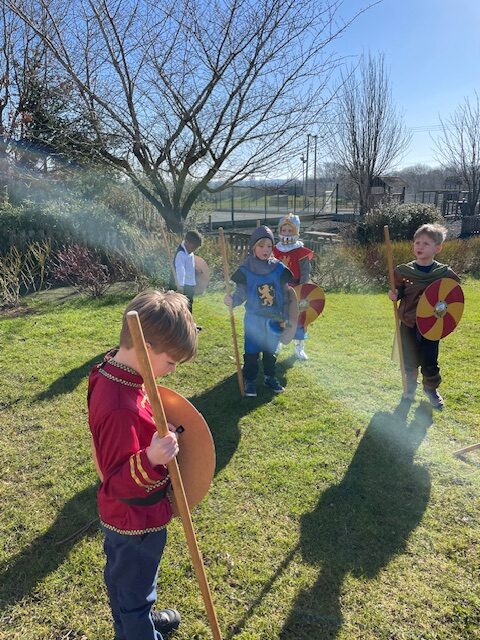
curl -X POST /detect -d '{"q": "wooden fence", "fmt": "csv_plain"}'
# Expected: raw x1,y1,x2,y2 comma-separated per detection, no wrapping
461,216,480,235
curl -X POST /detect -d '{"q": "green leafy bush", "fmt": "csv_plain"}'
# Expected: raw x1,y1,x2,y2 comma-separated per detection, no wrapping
355,203,443,245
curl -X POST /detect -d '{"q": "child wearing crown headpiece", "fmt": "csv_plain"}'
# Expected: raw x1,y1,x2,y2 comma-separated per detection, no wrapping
272,213,314,360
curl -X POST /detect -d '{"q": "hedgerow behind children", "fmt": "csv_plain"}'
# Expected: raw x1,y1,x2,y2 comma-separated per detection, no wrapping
388,223,460,410
224,225,293,397
88,290,197,640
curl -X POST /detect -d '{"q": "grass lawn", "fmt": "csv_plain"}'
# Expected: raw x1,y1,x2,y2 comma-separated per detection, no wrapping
0,282,479,640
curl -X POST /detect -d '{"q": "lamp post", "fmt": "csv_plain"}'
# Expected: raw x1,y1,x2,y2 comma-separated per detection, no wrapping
305,134,310,209
313,135,318,219
264,178,267,223
300,154,306,210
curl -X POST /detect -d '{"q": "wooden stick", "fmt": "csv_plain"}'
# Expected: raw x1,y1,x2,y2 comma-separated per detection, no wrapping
218,228,245,396
126,311,223,640
160,223,179,289
384,226,407,393
453,442,480,456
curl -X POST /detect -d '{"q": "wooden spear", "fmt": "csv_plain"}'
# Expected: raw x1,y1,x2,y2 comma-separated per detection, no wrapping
126,311,223,640
384,225,407,394
452,442,480,456
218,228,245,396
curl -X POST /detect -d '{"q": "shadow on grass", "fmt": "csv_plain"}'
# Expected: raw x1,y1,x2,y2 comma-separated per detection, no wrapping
189,355,296,475
0,484,99,616
277,401,433,640
35,352,106,402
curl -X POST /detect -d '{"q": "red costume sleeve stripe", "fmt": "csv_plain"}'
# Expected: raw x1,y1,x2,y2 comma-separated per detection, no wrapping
135,452,159,485
129,454,153,489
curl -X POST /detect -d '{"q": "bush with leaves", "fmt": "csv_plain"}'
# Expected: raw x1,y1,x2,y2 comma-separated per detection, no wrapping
355,203,443,245
310,237,479,293
51,245,111,297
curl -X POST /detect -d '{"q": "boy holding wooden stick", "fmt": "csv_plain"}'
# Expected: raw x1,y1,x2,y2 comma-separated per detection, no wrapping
224,225,293,397
388,224,460,409
88,290,197,640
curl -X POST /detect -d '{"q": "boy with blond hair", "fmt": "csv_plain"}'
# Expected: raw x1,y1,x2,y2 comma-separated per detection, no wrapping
388,223,460,409
88,290,197,640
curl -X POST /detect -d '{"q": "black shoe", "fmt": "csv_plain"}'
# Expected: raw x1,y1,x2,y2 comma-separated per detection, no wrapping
152,608,181,635
423,387,444,410
264,375,285,393
244,379,257,397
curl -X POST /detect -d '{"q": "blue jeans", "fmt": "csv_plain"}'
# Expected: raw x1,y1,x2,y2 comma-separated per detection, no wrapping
103,526,167,640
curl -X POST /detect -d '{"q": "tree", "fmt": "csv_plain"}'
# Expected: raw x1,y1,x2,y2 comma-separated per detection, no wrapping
8,0,368,231
435,93,480,216
326,53,410,215
0,6,77,188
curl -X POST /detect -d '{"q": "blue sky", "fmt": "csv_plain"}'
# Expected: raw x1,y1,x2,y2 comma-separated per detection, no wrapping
334,0,480,168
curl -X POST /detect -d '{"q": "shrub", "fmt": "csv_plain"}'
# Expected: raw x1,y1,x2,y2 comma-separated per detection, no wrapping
51,245,111,297
355,203,443,245
0,247,23,307
310,237,478,293
0,241,54,308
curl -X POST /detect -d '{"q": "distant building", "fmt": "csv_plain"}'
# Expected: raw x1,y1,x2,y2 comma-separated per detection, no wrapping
369,175,408,208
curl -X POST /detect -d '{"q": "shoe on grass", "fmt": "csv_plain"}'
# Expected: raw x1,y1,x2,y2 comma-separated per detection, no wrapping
244,379,257,397
264,376,285,393
152,608,181,635
294,340,308,361
423,387,444,410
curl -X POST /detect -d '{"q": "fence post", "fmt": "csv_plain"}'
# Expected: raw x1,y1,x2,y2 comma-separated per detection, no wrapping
231,186,235,228
264,182,267,223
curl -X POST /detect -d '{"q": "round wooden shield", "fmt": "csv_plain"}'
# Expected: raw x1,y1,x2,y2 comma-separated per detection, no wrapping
157,385,215,514
293,283,326,329
280,287,299,345
92,387,216,515
194,256,210,295
416,278,464,340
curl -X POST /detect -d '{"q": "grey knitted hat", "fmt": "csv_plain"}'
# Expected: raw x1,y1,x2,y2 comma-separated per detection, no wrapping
249,225,274,249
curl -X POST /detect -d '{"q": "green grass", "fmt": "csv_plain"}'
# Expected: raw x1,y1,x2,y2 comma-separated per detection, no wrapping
0,283,479,640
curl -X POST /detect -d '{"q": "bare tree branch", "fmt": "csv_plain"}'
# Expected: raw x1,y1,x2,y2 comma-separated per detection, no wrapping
8,0,374,230
326,52,411,215
434,93,480,216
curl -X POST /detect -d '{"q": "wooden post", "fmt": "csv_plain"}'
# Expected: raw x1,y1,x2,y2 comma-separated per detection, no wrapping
218,228,245,396
126,311,223,640
384,226,407,393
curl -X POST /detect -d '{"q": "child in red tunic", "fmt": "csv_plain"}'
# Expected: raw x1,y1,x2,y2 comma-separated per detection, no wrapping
272,213,314,360
88,290,197,640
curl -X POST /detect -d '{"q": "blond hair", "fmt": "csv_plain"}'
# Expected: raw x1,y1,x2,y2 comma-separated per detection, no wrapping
414,224,448,245
120,290,197,362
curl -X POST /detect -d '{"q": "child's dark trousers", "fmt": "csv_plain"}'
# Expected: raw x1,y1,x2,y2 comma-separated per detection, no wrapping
103,526,167,640
400,323,441,389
